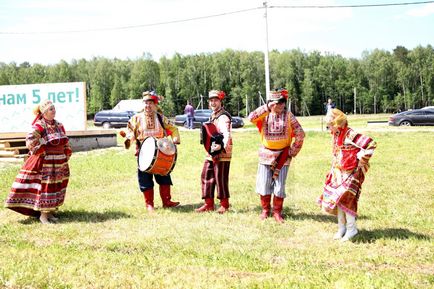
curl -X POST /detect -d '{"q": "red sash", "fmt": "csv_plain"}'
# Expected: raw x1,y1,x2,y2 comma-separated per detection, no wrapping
270,146,290,183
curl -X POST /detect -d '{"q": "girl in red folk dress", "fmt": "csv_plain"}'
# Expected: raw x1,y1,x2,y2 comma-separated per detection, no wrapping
5,99,72,224
318,109,376,241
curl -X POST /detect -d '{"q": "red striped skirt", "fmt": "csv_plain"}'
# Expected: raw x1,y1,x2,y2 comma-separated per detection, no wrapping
318,168,365,217
4,146,70,216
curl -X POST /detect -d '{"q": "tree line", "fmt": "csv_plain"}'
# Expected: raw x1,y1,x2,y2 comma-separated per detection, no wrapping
0,45,433,116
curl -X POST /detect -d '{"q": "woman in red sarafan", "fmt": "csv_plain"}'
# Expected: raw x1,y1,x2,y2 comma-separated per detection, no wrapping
4,99,72,224
318,108,376,241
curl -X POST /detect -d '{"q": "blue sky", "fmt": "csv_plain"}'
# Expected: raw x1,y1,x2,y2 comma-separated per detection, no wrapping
1,0,433,64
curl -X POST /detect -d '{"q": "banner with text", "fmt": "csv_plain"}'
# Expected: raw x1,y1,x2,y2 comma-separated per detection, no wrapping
0,82,87,133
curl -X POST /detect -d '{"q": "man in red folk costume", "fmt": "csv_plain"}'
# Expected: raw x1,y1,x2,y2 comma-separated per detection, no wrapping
5,99,72,224
249,89,305,223
123,91,181,212
318,108,377,241
196,90,233,214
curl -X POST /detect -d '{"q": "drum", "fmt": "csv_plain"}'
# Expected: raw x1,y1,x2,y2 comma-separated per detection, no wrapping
138,136,177,175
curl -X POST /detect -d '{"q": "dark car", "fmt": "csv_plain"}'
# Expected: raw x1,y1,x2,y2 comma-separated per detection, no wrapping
94,110,135,129
175,109,244,128
388,108,434,126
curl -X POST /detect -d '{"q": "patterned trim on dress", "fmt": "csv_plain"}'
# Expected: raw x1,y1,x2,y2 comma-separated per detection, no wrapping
319,128,376,217
264,112,288,141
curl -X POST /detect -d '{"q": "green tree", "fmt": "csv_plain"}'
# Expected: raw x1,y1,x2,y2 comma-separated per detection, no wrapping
88,58,114,113
128,56,160,100
409,45,434,107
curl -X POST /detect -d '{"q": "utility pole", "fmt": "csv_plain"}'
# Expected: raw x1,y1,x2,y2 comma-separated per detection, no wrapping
259,91,261,107
353,87,357,115
198,94,204,110
237,99,240,116
374,94,376,114
258,91,265,106
263,2,271,100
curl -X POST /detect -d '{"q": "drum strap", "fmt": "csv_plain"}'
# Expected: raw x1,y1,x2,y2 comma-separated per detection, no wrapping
156,113,167,137
209,108,231,123
135,113,167,152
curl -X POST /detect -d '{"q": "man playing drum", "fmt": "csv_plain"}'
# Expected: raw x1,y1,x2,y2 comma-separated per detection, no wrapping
123,91,181,211
248,89,305,223
196,90,233,214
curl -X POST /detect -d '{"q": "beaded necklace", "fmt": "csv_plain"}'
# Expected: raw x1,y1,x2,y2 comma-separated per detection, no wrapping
42,118,62,146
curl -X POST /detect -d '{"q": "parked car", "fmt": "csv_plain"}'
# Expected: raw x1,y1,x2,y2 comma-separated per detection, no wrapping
94,110,135,129
388,108,434,126
174,109,244,128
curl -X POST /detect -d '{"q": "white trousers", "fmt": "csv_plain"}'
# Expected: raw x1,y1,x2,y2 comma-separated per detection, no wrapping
256,164,289,198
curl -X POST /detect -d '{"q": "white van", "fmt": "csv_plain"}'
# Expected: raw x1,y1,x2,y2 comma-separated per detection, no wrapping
113,99,143,112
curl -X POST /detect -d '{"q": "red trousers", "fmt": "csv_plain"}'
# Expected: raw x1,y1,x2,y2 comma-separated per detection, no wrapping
201,160,230,200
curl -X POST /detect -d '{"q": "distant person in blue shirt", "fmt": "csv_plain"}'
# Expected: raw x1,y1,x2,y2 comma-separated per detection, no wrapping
184,101,195,129
325,98,336,114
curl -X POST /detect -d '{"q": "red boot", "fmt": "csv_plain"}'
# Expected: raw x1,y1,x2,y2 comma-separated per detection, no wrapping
143,188,155,212
272,196,284,223
260,195,272,220
217,198,230,214
159,185,180,208
195,198,215,212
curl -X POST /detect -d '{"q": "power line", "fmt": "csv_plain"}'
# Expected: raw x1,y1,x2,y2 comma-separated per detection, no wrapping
0,7,263,35
270,0,434,9
1,1,433,35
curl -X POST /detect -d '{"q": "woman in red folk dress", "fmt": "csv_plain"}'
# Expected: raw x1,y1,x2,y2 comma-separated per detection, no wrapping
318,108,376,241
4,99,72,224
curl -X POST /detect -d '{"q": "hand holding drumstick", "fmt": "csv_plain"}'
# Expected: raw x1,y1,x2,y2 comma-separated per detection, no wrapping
119,130,130,149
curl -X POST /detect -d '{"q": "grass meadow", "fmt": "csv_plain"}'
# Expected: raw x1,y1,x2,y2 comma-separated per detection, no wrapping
0,115,433,289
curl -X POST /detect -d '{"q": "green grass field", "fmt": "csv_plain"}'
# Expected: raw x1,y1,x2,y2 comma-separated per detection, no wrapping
1,116,433,288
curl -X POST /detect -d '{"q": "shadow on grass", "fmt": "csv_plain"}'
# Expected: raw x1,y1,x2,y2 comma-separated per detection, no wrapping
61,209,132,223
18,217,41,225
285,211,369,222
354,228,431,243
167,203,209,213
284,211,336,223
19,209,132,224
224,206,345,222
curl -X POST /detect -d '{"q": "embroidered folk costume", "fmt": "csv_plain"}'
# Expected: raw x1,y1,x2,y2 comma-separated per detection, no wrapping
5,100,72,224
249,89,305,223
123,91,180,211
196,90,233,214
318,108,377,241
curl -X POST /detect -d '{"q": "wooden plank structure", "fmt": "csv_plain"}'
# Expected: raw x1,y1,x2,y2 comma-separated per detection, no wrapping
0,130,118,159
0,136,28,158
